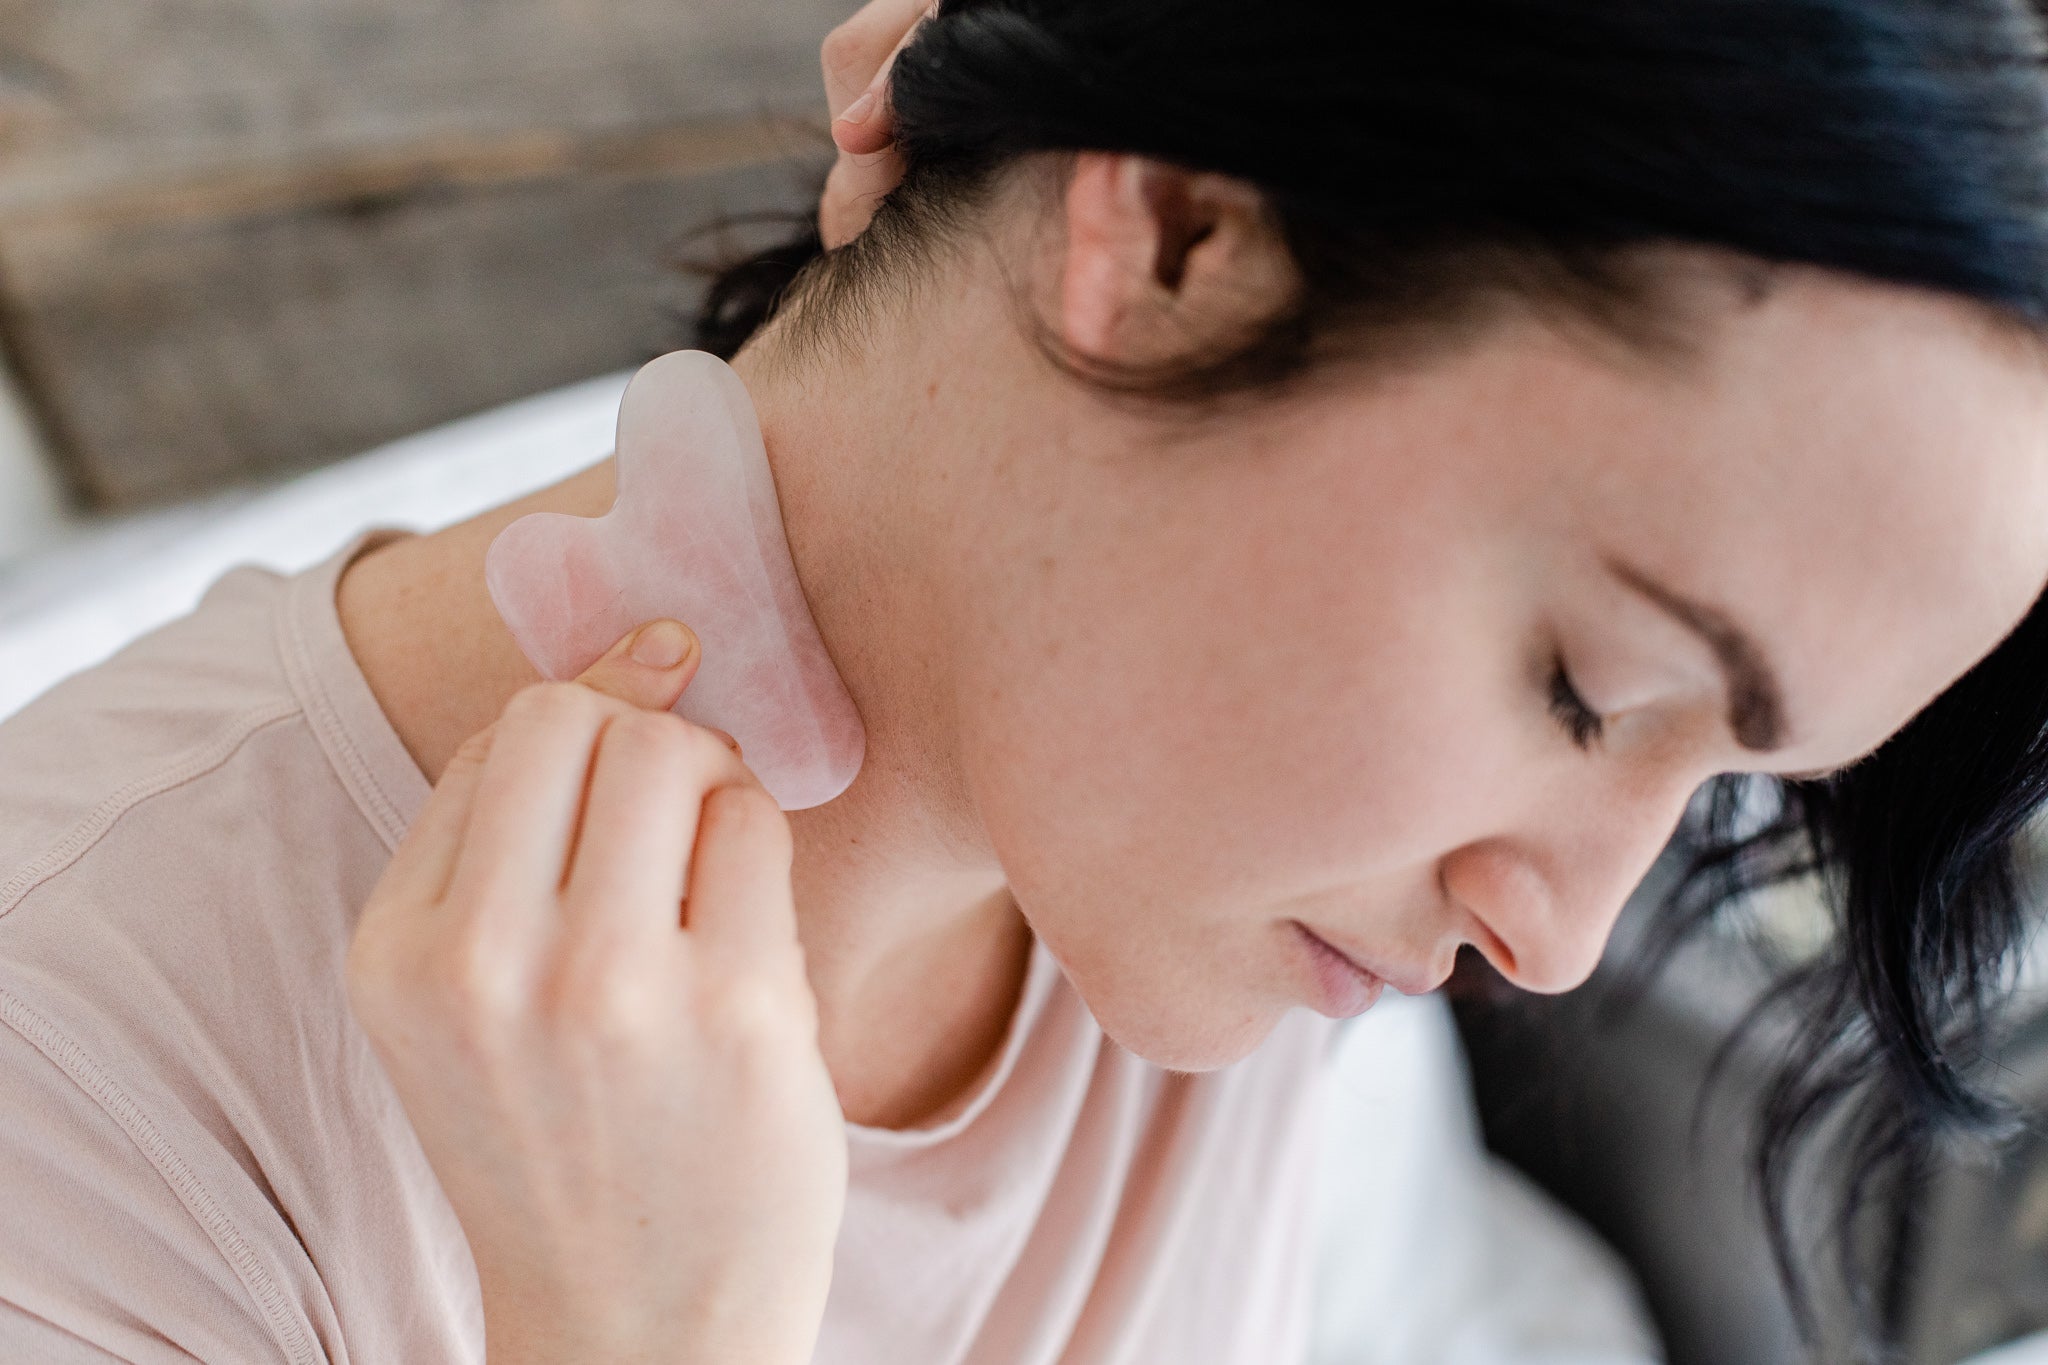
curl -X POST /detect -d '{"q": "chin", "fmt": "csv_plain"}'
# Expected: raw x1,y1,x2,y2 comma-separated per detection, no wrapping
1017,889,1289,1073
1060,962,1283,1074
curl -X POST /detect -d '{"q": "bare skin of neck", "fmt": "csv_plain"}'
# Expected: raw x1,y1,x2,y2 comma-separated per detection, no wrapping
335,340,1036,1132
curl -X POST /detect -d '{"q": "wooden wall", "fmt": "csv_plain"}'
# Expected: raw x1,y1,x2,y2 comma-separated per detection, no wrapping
0,0,851,508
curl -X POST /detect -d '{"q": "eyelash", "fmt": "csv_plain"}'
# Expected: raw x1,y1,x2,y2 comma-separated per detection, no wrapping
1548,657,1606,750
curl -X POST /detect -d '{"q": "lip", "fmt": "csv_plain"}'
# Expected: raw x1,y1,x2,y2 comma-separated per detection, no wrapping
1293,923,1385,1018
1292,922,1443,999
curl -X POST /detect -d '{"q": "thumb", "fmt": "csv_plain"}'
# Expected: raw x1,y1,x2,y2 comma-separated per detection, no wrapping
575,619,702,712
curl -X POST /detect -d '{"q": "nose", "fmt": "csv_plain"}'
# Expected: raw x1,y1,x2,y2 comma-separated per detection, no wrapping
1438,778,1697,994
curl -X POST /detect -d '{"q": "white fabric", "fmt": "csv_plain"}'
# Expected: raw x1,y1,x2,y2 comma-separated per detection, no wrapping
1310,994,1661,1365
1970,1335,2048,1365
0,361,69,565
0,369,1668,1361
0,371,633,721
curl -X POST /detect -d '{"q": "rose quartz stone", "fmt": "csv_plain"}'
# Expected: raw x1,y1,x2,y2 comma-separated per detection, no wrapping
484,350,865,810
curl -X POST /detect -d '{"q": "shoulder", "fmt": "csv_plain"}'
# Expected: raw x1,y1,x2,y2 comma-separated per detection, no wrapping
0,560,394,1187
0,561,310,893
0,957,481,1364
0,563,480,1361
0,984,332,1363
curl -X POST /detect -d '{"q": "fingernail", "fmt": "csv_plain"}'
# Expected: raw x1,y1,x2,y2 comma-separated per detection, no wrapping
631,620,693,668
840,90,879,125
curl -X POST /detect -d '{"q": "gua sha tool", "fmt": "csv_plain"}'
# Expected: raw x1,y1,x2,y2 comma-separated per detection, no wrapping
484,350,865,811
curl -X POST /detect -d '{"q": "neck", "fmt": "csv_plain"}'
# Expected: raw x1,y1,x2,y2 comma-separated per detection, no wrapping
337,337,1033,1130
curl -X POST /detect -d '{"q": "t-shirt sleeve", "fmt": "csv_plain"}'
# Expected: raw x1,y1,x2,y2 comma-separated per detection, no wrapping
0,994,320,1365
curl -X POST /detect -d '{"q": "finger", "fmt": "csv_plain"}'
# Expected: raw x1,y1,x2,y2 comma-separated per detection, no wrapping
820,148,907,248
830,9,933,154
442,681,614,913
575,618,736,755
376,724,497,910
560,711,755,939
441,617,689,906
831,101,896,158
830,69,899,158
683,783,801,971
574,619,701,712
822,0,931,117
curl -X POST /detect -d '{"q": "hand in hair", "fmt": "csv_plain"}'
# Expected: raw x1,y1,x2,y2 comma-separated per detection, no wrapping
819,0,934,247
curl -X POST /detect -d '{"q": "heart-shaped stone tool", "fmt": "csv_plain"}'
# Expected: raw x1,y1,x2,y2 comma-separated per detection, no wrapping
484,350,865,811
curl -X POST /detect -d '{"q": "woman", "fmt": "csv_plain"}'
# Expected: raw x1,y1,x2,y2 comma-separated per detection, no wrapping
4,0,2048,1360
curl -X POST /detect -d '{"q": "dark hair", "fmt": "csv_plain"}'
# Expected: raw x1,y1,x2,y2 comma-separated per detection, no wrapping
695,0,2048,1350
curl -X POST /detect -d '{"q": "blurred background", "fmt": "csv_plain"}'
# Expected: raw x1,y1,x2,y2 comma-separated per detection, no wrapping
0,0,841,566
4,4,2048,1363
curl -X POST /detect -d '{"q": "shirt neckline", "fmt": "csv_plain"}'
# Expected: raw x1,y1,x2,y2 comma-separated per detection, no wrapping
280,527,434,851
843,934,1062,1150
278,525,1064,1148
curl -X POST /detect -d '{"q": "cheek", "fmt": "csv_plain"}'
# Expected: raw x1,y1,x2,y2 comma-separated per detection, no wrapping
947,594,1510,1070
1191,596,1524,899
946,606,1304,1067
937,432,1519,1062
951,596,1246,917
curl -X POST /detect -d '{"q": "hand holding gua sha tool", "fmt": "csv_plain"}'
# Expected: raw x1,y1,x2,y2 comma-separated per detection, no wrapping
484,350,866,811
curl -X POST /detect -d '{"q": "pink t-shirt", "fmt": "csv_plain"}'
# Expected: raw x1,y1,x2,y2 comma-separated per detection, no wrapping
0,529,1339,1364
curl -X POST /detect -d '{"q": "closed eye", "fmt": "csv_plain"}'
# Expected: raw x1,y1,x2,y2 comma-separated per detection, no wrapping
1548,657,1605,750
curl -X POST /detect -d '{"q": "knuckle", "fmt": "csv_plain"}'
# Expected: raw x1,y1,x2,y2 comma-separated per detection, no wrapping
617,712,739,779
505,680,593,727
847,158,904,201
707,782,790,843
610,708,691,757
685,719,748,770
446,726,496,771
431,936,528,1025
819,21,873,81
705,974,793,1043
538,951,663,1042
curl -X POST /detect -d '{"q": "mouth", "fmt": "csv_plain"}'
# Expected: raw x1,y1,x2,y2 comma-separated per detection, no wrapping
1292,922,1386,1019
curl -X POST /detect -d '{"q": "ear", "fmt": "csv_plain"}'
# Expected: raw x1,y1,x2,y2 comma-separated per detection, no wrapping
1056,152,1300,371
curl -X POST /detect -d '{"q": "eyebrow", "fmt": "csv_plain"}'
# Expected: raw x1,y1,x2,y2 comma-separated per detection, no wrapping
1601,554,1790,754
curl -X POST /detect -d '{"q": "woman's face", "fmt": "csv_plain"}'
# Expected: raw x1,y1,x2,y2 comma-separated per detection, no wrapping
930,267,2048,1071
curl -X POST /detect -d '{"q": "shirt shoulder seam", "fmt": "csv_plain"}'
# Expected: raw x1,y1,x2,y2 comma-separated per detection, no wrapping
273,567,411,852
0,982,323,1365
0,701,304,920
